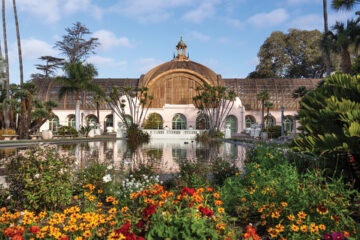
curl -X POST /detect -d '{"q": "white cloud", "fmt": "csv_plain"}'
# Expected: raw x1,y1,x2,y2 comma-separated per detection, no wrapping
182,0,219,23
137,58,160,72
64,0,91,14
190,31,210,41
87,56,127,68
16,0,60,23
218,37,229,44
113,0,193,23
93,30,133,51
225,17,243,29
19,38,58,60
289,11,354,30
248,8,289,27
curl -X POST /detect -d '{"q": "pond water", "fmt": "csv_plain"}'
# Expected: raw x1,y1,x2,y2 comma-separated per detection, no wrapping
0,139,246,185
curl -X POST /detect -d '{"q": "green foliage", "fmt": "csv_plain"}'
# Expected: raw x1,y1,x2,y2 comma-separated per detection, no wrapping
57,125,78,136
331,0,359,10
210,158,239,186
6,146,75,211
143,113,163,129
249,29,329,78
126,124,150,146
221,146,360,239
146,211,219,240
195,130,224,142
292,73,360,170
193,84,236,133
177,159,208,188
78,125,92,137
265,125,282,139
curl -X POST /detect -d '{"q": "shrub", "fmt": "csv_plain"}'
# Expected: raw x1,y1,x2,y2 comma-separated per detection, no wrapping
210,158,239,186
6,146,75,211
143,113,163,129
221,146,360,239
127,124,150,146
196,130,224,142
57,126,78,136
79,126,92,137
264,125,281,139
177,159,208,188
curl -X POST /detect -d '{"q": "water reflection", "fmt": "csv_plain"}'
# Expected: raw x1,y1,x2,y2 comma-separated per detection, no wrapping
0,140,246,175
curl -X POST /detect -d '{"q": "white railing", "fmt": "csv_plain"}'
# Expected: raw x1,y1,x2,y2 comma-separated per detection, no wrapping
142,129,206,139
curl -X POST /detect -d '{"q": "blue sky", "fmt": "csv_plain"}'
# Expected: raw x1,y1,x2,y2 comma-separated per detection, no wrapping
2,0,357,84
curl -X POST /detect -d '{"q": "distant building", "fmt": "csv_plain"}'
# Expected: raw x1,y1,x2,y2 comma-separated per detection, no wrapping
33,38,320,135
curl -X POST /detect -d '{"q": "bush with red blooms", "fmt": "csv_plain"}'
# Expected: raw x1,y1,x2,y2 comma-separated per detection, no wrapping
242,225,260,240
110,222,145,240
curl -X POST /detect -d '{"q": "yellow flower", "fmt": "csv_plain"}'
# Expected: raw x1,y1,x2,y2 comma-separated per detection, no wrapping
109,208,117,214
75,237,83,240
276,223,284,232
300,225,308,232
310,223,318,233
271,211,280,218
98,189,103,194
215,200,223,206
84,192,90,197
241,197,246,202
291,224,299,232
83,230,92,238
218,208,225,213
97,202,103,207
216,223,226,230
297,211,307,219
73,195,78,200
281,202,288,207
267,227,278,238
287,214,295,221
88,196,95,201
213,193,220,198
121,207,129,213
318,224,326,231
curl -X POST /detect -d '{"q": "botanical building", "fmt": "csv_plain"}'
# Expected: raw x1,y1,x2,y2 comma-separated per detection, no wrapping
33,38,320,135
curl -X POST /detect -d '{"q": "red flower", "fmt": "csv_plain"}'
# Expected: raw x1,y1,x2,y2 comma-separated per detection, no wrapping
189,202,194,208
136,220,145,229
181,187,195,196
198,206,213,217
29,226,41,234
142,204,157,219
4,228,15,237
11,234,23,240
60,235,69,240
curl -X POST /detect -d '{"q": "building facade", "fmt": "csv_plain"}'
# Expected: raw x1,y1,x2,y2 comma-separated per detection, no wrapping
33,38,321,135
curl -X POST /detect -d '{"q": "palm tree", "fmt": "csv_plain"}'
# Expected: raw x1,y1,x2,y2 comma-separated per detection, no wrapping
91,93,105,127
328,20,360,74
264,101,273,128
257,90,270,130
332,0,359,10
2,0,9,128
323,0,333,76
56,62,104,131
12,0,23,84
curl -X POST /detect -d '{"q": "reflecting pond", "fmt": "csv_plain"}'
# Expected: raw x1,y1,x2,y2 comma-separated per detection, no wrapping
0,139,246,183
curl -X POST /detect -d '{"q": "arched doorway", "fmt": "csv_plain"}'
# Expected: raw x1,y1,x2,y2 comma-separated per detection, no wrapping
144,113,163,129
49,116,60,132
104,114,113,131
245,115,256,128
196,114,210,130
86,115,98,128
225,115,238,133
67,115,75,128
172,113,187,130
284,116,294,133
264,115,276,128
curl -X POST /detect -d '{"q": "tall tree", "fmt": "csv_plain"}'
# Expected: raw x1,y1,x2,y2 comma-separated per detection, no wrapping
56,62,103,131
323,0,333,76
257,90,269,130
12,0,23,84
91,93,105,126
264,101,273,128
31,56,64,80
327,20,360,74
193,84,236,136
248,29,328,78
332,0,359,10
2,0,9,128
55,22,99,64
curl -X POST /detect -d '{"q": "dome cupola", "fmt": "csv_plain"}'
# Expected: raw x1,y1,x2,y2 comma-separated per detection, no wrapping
175,36,188,60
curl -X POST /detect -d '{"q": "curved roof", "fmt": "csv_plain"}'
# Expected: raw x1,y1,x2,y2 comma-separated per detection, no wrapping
140,59,219,87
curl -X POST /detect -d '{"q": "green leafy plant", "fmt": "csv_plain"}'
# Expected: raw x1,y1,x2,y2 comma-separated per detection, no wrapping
6,146,75,211
57,125,78,136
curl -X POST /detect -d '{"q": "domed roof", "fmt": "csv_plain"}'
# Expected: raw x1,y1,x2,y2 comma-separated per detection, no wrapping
141,59,219,87
176,37,187,48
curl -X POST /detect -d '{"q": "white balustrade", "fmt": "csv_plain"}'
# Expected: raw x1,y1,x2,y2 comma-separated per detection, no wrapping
142,129,205,140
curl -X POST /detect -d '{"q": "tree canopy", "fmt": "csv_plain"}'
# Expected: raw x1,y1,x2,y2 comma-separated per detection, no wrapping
248,29,329,79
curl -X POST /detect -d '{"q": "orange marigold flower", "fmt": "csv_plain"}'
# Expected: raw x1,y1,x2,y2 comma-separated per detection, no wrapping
267,227,278,238
1,207,6,212
344,231,350,237
218,208,225,213
106,196,115,202
113,200,119,205
84,192,90,197
241,197,246,202
73,195,78,200
213,193,220,198
88,196,95,201
318,224,326,231
97,202,102,207
194,195,203,203
281,202,288,207
271,211,280,218
97,190,103,194
276,224,284,232
215,200,223,206
206,187,213,192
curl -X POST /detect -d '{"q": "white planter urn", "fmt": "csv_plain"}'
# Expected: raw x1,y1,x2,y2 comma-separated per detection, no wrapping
42,130,53,140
